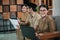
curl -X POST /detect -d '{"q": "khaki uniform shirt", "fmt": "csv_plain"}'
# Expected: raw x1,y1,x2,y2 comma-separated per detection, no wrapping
36,15,56,33
19,12,29,22
25,12,41,27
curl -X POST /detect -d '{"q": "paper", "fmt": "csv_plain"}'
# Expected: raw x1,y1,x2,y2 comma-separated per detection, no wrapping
9,19,20,29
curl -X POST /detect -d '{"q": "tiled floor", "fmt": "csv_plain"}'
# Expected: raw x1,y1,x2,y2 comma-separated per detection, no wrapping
0,30,29,40
0,30,24,40
0,33,17,40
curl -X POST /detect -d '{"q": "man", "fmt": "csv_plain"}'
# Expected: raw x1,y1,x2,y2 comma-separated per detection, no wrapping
25,6,41,30
36,4,56,40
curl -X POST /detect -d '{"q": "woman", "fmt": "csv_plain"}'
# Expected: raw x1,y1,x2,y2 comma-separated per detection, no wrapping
36,4,56,40
17,4,30,40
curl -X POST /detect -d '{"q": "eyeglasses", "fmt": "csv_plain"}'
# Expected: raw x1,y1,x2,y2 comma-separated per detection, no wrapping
40,10,47,12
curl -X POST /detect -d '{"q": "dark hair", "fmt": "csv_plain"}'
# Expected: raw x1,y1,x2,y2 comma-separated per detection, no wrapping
29,6,37,12
39,4,49,10
21,4,28,8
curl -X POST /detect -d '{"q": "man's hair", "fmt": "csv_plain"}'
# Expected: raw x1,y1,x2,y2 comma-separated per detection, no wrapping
39,4,49,10
29,6,37,12
28,3,37,12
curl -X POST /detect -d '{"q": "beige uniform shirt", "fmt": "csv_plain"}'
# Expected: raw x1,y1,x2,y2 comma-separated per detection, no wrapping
25,12,41,27
36,15,56,33
19,12,29,22
17,12,30,40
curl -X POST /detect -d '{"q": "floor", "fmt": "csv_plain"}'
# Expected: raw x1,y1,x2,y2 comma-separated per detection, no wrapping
0,33,17,40
0,31,24,40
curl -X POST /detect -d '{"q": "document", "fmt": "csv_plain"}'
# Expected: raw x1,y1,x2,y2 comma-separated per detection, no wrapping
9,19,20,29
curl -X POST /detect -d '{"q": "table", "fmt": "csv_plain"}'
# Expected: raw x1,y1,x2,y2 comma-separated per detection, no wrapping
39,31,60,40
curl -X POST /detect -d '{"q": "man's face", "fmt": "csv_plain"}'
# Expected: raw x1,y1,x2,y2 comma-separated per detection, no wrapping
29,8,33,13
22,6,27,12
39,7,48,16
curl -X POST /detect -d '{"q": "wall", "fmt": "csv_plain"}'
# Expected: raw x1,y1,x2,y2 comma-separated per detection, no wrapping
0,0,23,32
53,0,60,16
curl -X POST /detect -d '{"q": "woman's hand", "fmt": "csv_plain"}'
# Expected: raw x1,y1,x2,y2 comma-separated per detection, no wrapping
16,25,20,30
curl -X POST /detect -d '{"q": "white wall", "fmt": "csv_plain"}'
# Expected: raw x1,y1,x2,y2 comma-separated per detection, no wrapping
53,0,60,31
53,0,60,16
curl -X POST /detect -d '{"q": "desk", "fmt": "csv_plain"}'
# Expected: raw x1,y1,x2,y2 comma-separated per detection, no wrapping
39,32,60,40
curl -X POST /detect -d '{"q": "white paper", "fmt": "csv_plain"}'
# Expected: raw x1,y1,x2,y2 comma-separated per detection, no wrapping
9,19,20,29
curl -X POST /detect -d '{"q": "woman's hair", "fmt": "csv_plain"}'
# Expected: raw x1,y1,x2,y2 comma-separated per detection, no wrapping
21,4,28,8
39,4,49,10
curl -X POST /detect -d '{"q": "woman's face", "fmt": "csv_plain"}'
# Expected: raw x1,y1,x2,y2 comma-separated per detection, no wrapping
39,7,48,16
22,6,27,12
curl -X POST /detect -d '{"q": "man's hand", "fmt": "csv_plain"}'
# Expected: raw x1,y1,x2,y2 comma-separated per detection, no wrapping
38,33,44,36
35,33,39,37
